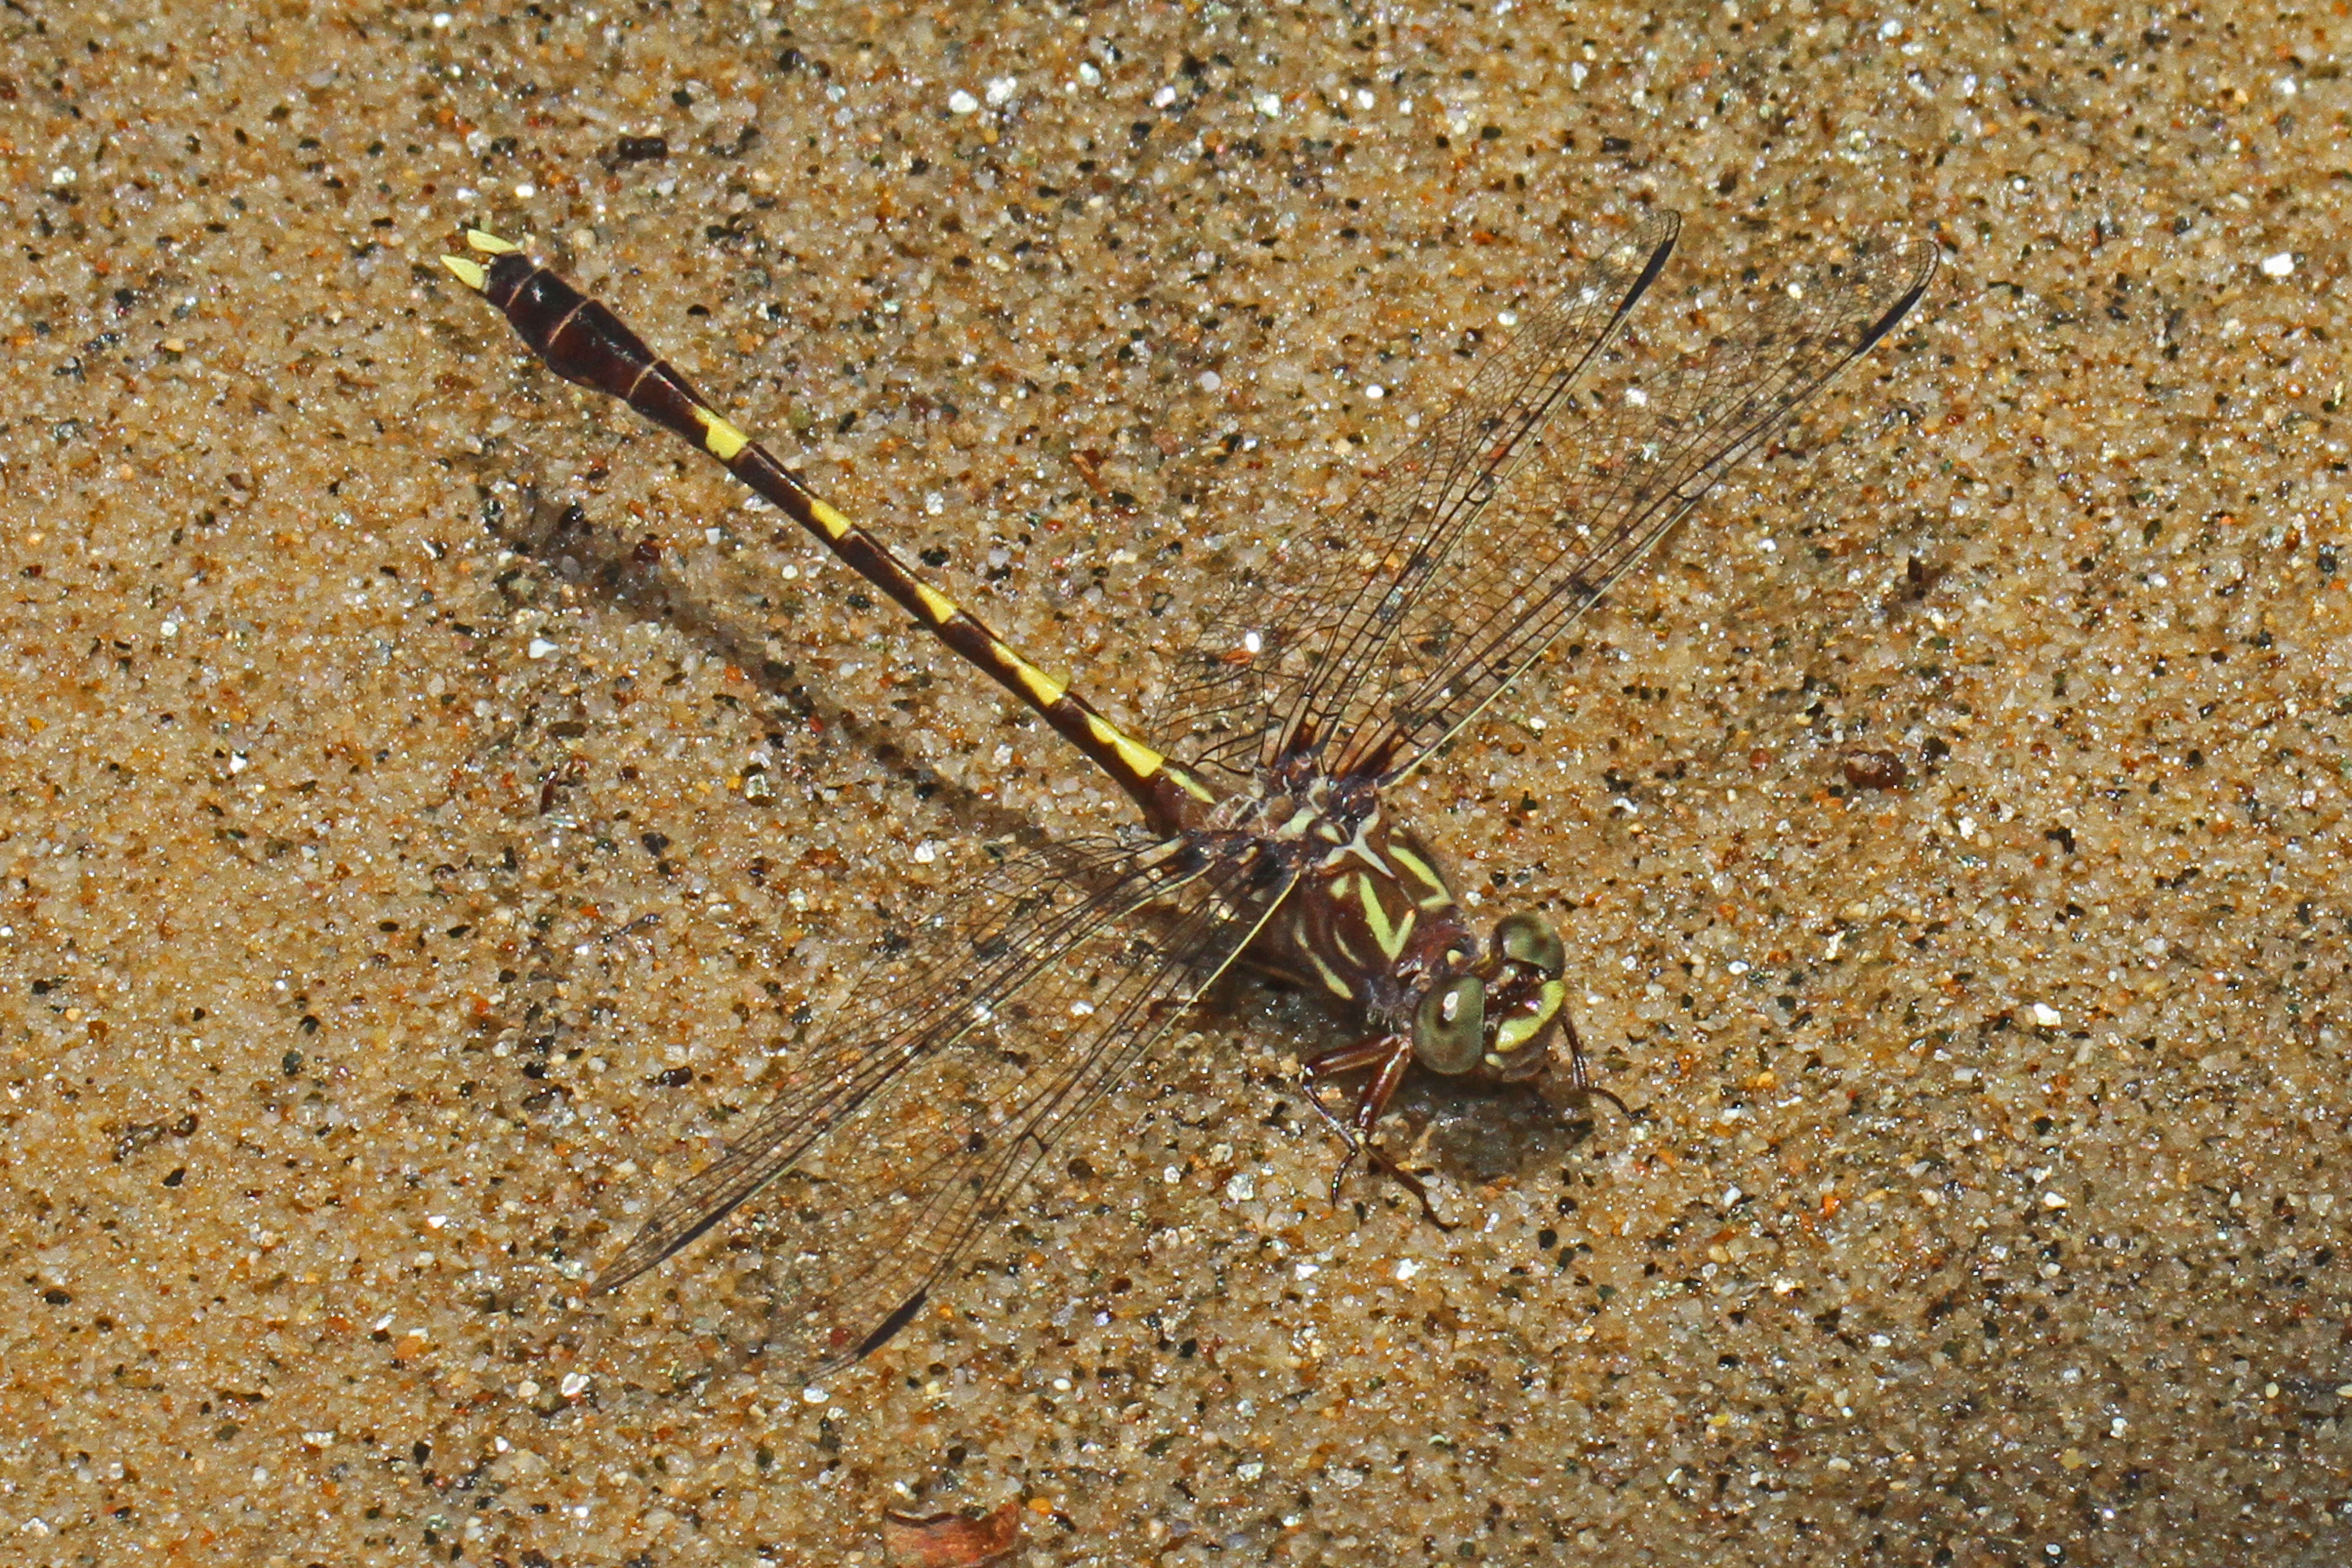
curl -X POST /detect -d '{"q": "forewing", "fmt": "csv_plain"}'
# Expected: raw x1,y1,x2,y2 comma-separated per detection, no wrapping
593,831,1293,1375
1148,210,1680,788
1334,227,1939,780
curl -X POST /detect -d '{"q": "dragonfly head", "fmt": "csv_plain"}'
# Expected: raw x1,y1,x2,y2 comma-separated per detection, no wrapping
1410,911,1568,1080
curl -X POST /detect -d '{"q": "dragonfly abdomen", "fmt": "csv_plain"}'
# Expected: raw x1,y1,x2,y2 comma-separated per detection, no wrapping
445,230,1217,826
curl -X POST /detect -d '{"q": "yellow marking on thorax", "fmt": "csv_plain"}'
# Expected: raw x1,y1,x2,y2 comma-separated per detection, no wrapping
805,496,854,542
695,409,751,462
1307,948,1356,1001
1326,919,1363,968
1387,842,1455,911
1356,873,1417,961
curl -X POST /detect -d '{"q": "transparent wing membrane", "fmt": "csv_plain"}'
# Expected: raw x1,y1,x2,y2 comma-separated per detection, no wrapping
451,213,1935,1381
595,834,1294,1369
1153,218,1937,786
1150,211,1680,784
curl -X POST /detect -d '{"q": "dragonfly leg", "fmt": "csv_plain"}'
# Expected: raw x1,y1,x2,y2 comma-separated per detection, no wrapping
1559,1009,1636,1123
1300,1034,1453,1230
1298,1035,1390,1196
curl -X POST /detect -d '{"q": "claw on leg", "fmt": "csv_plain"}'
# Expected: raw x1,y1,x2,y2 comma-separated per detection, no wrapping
1299,1034,1454,1230
1558,1008,1639,1125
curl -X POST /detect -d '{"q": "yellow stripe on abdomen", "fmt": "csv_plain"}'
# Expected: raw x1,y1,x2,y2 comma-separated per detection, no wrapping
1002,651,1066,707
696,408,750,462
912,582,959,626
1085,712,1167,781
805,496,854,542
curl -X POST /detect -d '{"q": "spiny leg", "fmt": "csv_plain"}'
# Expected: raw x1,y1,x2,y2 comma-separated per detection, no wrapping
1299,1035,1454,1230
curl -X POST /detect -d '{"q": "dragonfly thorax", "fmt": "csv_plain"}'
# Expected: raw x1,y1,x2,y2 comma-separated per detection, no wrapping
1240,780,1570,1085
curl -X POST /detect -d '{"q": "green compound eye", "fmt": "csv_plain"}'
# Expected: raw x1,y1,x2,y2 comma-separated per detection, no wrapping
1413,975,1488,1075
1493,912,1564,976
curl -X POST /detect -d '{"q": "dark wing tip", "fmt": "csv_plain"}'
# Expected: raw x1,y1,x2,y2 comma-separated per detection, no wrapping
1854,238,1941,355
850,1289,932,1362
1616,210,1681,322
588,1244,660,1297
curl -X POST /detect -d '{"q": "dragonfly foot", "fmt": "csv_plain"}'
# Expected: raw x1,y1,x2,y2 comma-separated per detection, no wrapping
1333,1139,1454,1232
1569,1083,1638,1124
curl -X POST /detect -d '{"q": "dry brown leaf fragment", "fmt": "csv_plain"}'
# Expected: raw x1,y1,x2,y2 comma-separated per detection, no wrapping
881,1500,1024,1567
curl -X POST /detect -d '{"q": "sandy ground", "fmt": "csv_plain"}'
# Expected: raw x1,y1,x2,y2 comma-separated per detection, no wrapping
3,1,2349,1563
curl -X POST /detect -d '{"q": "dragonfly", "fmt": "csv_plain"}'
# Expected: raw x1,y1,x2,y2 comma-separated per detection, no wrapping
442,210,1935,1371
